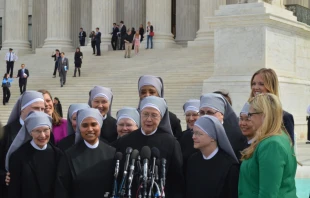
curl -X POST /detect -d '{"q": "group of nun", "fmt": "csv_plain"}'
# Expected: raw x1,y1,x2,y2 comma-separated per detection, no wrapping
0,70,297,198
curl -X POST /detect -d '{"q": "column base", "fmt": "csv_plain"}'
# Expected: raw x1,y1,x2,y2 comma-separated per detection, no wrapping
41,38,74,53
144,33,181,49
1,40,32,55
188,30,214,48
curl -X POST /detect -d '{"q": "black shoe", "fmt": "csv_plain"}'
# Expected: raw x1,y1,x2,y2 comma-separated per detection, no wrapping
53,75,56,78
63,82,66,85
124,56,126,58
73,75,76,77
127,56,130,58
61,84,63,87
306,140,310,144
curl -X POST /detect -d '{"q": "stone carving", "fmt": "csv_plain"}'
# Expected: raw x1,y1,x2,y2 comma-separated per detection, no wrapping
238,0,284,7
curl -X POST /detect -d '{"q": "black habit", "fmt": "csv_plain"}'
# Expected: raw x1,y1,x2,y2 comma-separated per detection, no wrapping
55,140,116,198
179,129,197,176
283,110,295,144
114,128,184,198
101,115,118,143
186,150,239,198
8,141,62,198
169,111,183,137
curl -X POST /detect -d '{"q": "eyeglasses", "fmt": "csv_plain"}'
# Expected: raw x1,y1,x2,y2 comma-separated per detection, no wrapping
185,113,199,117
192,131,204,137
239,117,251,122
247,112,262,118
199,110,219,116
32,128,50,135
141,112,160,120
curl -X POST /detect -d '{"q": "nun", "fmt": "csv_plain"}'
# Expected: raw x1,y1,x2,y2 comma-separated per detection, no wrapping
6,111,62,198
0,91,45,198
116,107,140,138
178,99,200,175
114,96,184,198
200,93,246,160
88,86,117,143
57,103,90,151
186,115,239,198
138,75,182,137
239,102,256,149
55,108,116,198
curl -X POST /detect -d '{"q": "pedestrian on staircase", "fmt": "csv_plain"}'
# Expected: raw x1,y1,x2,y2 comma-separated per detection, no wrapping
95,27,101,56
2,73,13,105
124,29,134,58
16,64,29,95
5,48,18,78
73,47,83,77
89,31,96,55
51,49,61,78
58,52,69,87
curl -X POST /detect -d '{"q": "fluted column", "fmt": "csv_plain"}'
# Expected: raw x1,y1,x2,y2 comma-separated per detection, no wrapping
32,0,47,51
81,0,92,46
116,0,124,24
188,0,226,47
92,0,116,51
124,0,146,30
226,0,239,4
41,0,73,52
175,0,199,47
2,0,31,53
146,0,179,49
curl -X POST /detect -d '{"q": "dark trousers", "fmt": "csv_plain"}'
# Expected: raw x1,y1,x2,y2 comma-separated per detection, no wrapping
79,38,85,46
96,42,101,55
19,79,27,94
91,41,96,54
111,36,117,50
120,36,125,50
6,62,14,78
59,71,67,86
2,87,10,104
74,68,81,77
53,61,58,76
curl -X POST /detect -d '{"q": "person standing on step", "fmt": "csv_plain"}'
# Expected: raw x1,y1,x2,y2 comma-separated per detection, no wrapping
51,49,61,78
146,21,154,49
139,24,144,42
120,21,127,50
58,52,69,87
111,23,119,51
89,31,96,55
95,27,101,56
2,73,13,105
79,27,86,46
73,47,83,77
134,30,141,55
16,64,29,95
124,29,134,58
5,48,18,78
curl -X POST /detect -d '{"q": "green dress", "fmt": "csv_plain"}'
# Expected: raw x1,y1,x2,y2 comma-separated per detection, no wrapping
238,131,297,198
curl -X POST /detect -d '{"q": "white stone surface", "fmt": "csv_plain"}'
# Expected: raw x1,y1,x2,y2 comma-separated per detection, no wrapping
175,0,199,47
124,0,146,30
146,0,180,49
32,0,47,50
203,2,310,140
2,0,31,54
188,0,226,48
92,0,116,51
40,0,74,52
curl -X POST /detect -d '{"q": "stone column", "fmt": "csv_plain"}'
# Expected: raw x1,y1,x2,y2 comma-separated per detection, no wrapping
146,0,179,49
175,0,199,47
92,0,116,51
116,0,124,24
188,0,226,47
32,0,47,51
81,0,92,46
40,0,73,52
226,0,239,4
124,0,146,30
2,0,31,54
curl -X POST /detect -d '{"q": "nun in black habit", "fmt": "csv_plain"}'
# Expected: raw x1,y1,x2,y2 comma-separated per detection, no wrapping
239,102,256,150
88,86,118,143
6,111,62,198
57,103,90,151
186,115,239,198
114,96,184,198
0,91,45,198
55,108,116,198
179,99,200,175
138,75,182,137
200,93,246,160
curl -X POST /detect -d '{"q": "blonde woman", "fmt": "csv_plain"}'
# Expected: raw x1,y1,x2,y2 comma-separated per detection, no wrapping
239,93,297,198
134,31,141,55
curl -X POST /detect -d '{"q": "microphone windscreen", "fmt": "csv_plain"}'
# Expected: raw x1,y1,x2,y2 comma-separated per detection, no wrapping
130,149,139,160
155,159,160,166
126,147,133,154
140,146,151,160
151,147,160,159
161,158,166,165
115,152,123,160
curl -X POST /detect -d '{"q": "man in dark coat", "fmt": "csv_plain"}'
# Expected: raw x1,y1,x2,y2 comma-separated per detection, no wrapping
16,64,29,95
95,27,101,56
79,27,87,46
120,21,127,50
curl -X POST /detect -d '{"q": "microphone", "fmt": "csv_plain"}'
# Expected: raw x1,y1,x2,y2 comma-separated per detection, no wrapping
148,147,160,197
155,159,160,182
140,146,151,198
112,152,123,198
127,149,139,198
118,147,133,196
160,158,167,198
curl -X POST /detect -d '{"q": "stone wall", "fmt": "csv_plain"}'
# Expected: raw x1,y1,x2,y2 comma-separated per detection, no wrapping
286,4,310,25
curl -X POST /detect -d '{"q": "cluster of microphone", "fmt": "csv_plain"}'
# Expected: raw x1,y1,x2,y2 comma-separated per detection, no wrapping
111,146,166,198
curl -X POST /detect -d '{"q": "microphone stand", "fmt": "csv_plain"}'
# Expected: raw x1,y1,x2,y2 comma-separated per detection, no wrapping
148,157,156,198
111,159,120,198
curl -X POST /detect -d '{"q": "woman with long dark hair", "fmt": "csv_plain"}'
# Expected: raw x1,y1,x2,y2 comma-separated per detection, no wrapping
53,97,63,118
73,47,83,77
2,73,12,105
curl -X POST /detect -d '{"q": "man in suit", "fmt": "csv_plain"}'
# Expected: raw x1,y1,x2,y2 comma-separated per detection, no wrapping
95,27,101,56
120,21,127,50
5,48,18,78
79,27,87,46
16,64,29,94
111,23,119,51
58,52,69,87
